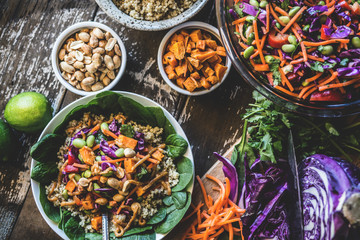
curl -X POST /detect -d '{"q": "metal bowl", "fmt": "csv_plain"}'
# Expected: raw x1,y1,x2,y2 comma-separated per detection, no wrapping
215,0,360,117
95,0,210,31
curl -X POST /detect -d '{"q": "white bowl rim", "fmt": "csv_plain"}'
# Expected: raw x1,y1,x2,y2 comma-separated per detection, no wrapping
30,91,194,240
95,0,210,31
157,21,232,96
51,21,127,96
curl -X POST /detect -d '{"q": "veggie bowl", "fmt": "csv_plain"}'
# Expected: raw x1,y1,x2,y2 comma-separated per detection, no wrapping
216,0,360,117
30,91,194,240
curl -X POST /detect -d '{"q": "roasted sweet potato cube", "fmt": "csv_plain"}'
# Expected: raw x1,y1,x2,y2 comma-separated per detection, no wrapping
175,65,185,77
184,36,190,49
190,41,196,49
177,34,185,44
186,43,192,54
165,65,177,80
192,77,202,88
163,52,178,67
169,41,186,60
200,77,211,89
216,46,227,57
79,146,95,165
207,54,220,64
206,75,219,84
191,49,216,62
205,40,218,50
65,180,76,193
115,135,138,150
124,158,135,173
189,29,202,42
214,63,228,81
195,64,203,70
186,59,194,72
190,71,201,80
196,40,206,50
201,62,210,77
183,77,197,92
205,67,215,76
170,34,179,44
152,150,164,161
187,56,200,68
180,30,189,36
177,77,186,88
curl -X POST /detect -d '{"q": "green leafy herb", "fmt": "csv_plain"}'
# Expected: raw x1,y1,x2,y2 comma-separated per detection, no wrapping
281,0,290,11
136,166,149,181
269,59,282,86
309,61,337,72
234,3,244,17
120,124,135,138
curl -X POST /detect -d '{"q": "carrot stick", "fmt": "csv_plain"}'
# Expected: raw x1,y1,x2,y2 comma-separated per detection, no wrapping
73,163,89,169
228,224,234,240
89,124,100,134
253,20,265,64
239,41,249,49
232,16,247,25
102,129,118,139
307,55,325,62
319,72,338,86
275,85,298,97
298,84,314,98
300,42,308,62
303,39,349,46
266,4,270,32
290,58,304,65
325,6,335,15
238,23,247,42
181,203,204,223
278,49,283,61
269,4,285,26
305,72,322,83
281,6,307,34
253,64,270,71
279,68,294,92
99,158,126,164
318,79,360,91
274,6,289,16
302,86,317,99
196,175,210,208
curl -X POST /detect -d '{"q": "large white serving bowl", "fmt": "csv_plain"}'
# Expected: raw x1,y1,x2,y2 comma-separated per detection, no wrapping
31,91,194,240
95,0,210,31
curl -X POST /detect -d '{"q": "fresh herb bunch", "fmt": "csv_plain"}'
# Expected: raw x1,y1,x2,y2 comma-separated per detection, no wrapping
232,91,360,186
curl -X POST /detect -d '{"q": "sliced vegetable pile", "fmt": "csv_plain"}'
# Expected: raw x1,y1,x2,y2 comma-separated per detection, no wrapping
30,92,194,240
230,0,360,101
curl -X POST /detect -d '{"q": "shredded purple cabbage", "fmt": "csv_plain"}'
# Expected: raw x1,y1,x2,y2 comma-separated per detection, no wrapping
134,132,145,151
100,139,118,158
331,25,352,39
337,67,360,77
101,162,117,171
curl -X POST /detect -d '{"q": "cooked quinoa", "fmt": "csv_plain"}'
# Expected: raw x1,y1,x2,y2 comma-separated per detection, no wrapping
112,0,197,21
45,112,181,236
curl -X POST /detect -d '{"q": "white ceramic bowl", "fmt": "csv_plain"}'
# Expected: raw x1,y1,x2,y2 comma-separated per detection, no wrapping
30,91,194,240
51,22,127,96
157,21,232,96
95,0,210,31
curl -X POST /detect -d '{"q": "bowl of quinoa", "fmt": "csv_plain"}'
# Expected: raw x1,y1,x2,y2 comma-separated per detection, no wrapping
30,91,194,239
94,0,210,31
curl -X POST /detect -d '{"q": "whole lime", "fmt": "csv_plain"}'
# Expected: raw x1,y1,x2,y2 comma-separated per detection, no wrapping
4,92,53,133
0,119,13,161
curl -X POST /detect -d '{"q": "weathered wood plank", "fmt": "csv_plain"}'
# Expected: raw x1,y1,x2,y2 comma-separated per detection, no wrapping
0,0,98,239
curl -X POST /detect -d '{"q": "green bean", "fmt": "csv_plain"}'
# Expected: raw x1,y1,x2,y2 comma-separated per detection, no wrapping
279,16,290,24
282,44,296,53
249,0,259,8
259,0,268,8
244,46,255,59
352,37,360,48
86,135,95,148
288,35,297,45
100,122,109,131
289,6,300,17
115,148,125,158
73,138,86,148
319,45,333,56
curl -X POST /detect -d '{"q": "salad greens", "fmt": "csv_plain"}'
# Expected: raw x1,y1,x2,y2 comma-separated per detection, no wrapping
31,92,194,240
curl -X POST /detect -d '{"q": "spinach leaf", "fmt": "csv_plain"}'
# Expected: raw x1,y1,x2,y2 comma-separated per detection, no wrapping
64,216,85,240
123,226,152,236
117,95,157,127
155,192,192,234
165,134,188,158
120,124,135,138
110,230,155,240
59,209,72,230
172,157,193,192
163,196,173,206
166,204,177,214
147,207,167,225
31,162,58,184
39,184,60,223
30,134,65,163
85,233,102,240
172,191,187,209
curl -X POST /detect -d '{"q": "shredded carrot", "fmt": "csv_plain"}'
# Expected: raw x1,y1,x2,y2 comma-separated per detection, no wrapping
269,4,285,26
307,55,324,62
253,20,265,64
279,68,294,92
302,86,318,99
290,58,304,65
196,175,210,208
266,4,270,32
300,42,308,62
319,78,360,91
89,124,100,134
305,72,323,83
102,129,118,139
232,16,247,25
298,84,315,98
303,39,350,46
281,6,307,34
72,163,89,169
253,63,270,71
275,85,298,97
274,6,289,16
238,23,248,42
319,71,339,86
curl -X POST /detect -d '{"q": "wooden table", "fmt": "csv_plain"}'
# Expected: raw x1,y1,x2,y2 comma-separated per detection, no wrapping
0,1,252,239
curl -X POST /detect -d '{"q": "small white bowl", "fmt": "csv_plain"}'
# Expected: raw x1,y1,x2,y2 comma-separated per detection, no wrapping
157,21,232,96
51,22,127,96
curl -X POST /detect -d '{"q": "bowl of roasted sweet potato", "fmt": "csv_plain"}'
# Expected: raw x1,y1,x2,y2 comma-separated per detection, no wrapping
158,21,231,96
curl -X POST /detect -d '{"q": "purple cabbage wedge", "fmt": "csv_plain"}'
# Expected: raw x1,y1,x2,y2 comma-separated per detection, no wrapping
213,152,239,202
240,157,290,240
299,154,360,240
